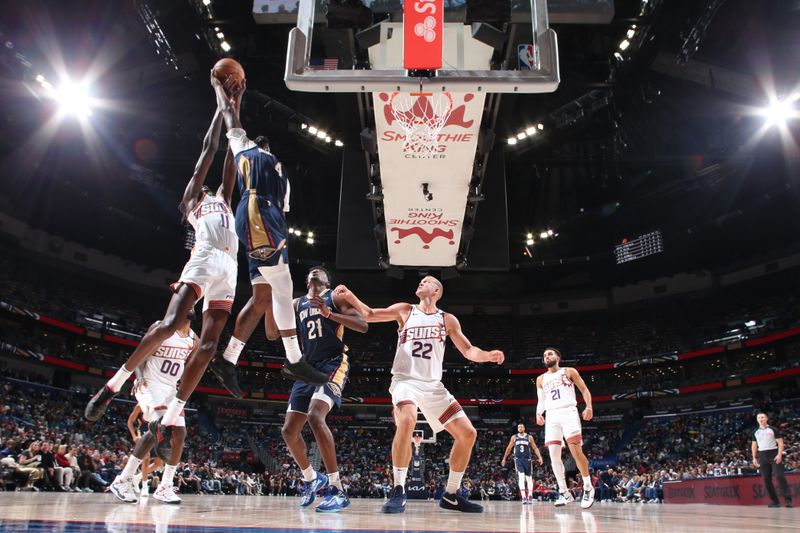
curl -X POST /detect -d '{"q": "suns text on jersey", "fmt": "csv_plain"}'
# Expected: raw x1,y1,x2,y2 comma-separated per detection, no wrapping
153,346,192,361
542,373,573,393
194,201,231,218
401,325,445,343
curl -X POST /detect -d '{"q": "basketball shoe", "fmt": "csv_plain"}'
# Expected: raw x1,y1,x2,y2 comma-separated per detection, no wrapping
209,358,244,399
281,356,330,386
439,492,483,513
110,476,138,503
300,471,328,507
316,486,350,512
85,386,118,421
554,490,575,507
580,487,595,509
381,486,407,513
153,484,182,504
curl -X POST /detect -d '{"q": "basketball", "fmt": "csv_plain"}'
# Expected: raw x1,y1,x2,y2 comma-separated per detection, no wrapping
212,58,245,94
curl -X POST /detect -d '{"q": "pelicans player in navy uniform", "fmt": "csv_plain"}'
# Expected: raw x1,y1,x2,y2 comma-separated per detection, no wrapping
206,74,327,394
501,423,543,504
336,276,504,514
281,267,367,512
536,347,595,509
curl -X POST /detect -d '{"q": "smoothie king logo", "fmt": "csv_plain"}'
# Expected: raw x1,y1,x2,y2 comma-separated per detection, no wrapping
389,207,458,250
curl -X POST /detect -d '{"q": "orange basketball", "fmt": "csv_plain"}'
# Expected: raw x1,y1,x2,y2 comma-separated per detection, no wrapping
212,58,245,93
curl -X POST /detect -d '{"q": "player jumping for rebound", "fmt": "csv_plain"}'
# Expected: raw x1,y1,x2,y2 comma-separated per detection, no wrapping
501,423,543,504
536,347,595,509
281,267,367,512
336,276,504,514
205,73,328,401
85,102,236,435
109,311,196,504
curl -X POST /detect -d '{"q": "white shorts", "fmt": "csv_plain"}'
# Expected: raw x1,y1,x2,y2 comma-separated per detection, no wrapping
176,244,237,313
544,406,582,446
389,378,466,434
134,382,185,427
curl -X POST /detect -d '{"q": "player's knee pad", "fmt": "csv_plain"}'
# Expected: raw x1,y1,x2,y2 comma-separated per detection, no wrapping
258,264,294,330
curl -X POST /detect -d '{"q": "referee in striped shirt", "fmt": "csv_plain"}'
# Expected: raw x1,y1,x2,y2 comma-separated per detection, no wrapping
751,412,793,508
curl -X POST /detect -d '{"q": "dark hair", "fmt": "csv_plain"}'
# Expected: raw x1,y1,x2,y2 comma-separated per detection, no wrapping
254,136,270,150
544,347,562,358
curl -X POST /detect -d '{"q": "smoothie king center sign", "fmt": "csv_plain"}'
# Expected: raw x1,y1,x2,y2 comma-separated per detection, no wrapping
373,91,485,267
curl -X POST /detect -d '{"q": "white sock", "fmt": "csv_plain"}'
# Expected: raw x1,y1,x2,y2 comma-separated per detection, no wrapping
518,472,526,494
392,466,408,488
222,337,245,365
121,456,142,479
301,465,316,482
582,476,592,490
107,367,133,393
548,445,567,492
162,398,186,426
160,464,177,488
282,336,303,364
446,470,464,494
526,475,533,495
328,471,342,491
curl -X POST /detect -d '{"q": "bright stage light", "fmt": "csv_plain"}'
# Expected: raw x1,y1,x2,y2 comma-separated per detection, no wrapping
539,231,548,239
334,140,344,147
762,97,795,126
55,81,92,117
526,238,534,246
507,137,517,145
516,132,526,140
525,126,537,135
220,41,231,52
619,39,630,51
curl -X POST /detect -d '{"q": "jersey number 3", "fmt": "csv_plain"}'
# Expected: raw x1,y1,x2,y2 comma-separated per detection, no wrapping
306,318,323,339
411,341,432,359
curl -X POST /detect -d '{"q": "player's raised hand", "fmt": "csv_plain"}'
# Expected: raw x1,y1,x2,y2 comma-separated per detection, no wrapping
308,296,331,318
582,406,593,421
536,414,545,426
486,350,505,365
333,284,351,299
210,69,223,88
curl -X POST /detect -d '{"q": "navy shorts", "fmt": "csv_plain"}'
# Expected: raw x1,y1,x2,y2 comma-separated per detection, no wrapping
235,195,289,281
515,458,532,476
287,355,350,414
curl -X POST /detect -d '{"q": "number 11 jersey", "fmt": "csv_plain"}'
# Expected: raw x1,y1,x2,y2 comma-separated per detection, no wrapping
393,306,447,383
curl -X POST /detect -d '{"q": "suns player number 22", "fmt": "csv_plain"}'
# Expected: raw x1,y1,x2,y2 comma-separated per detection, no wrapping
411,341,432,359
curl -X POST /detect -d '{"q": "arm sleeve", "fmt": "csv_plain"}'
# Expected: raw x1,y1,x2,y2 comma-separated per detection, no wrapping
283,179,291,213
536,388,545,415
227,128,257,156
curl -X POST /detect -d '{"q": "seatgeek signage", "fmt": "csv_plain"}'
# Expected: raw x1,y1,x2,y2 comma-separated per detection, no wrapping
373,91,485,267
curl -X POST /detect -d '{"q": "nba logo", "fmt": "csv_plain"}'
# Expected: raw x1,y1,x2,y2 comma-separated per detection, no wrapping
518,44,538,71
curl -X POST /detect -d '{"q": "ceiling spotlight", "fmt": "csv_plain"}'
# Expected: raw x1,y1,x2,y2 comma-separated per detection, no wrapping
220,41,231,52
325,136,331,142
762,97,795,126
619,39,630,51
526,238,534,246
35,74,45,83
308,126,318,134
316,130,326,139
537,123,544,130
289,227,296,235
525,126,537,135
203,0,211,5
300,123,308,130
547,229,554,236
307,237,315,244
216,32,225,39
526,232,533,239
507,137,517,145
539,231,548,239
307,231,314,238
55,80,92,117
516,132,526,140
334,140,344,147
626,29,635,39
614,52,624,61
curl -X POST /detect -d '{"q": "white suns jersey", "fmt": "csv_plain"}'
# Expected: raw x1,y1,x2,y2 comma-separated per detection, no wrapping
540,368,577,411
141,330,196,387
187,193,238,258
392,306,447,383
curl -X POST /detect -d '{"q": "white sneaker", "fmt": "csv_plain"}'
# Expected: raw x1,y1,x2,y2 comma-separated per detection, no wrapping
141,481,149,497
153,484,182,504
554,491,575,507
110,477,138,503
581,488,595,509
132,473,142,495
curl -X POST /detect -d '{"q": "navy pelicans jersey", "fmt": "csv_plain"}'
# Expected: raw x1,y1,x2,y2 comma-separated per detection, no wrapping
514,433,532,460
295,290,345,364
227,128,290,212
393,306,447,383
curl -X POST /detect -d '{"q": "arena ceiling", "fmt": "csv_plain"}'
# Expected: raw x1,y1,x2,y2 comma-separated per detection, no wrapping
0,0,798,295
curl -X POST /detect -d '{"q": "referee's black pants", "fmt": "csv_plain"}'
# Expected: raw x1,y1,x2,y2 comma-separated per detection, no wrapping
759,449,791,504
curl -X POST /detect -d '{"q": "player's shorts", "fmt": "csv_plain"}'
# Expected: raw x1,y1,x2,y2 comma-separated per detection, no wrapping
389,378,466,434
544,406,582,446
175,243,236,313
287,355,349,413
514,457,532,476
235,194,289,283
134,382,185,427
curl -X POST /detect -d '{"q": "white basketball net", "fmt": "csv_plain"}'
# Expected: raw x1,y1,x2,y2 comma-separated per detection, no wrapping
389,92,454,153
412,435,423,454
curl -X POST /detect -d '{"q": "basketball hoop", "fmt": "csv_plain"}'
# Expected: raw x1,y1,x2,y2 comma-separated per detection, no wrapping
389,91,454,153
412,434,423,454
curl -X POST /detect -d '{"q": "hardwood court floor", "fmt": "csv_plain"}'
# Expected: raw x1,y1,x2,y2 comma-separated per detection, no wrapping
0,493,797,532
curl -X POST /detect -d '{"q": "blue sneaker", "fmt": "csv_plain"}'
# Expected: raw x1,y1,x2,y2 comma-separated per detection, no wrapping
381,486,406,513
315,486,350,513
439,491,483,513
299,472,328,508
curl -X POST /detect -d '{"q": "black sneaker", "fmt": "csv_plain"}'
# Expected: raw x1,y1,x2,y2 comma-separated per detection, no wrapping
439,492,484,513
768,502,781,508
281,357,329,385
786,501,793,508
149,418,174,462
381,486,407,513
210,358,244,399
84,386,118,421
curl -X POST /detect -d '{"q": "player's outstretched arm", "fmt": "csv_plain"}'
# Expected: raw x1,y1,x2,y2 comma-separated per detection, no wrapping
180,108,223,216
444,313,504,364
310,294,368,333
566,367,593,421
501,435,515,466
333,285,411,325
210,70,243,132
